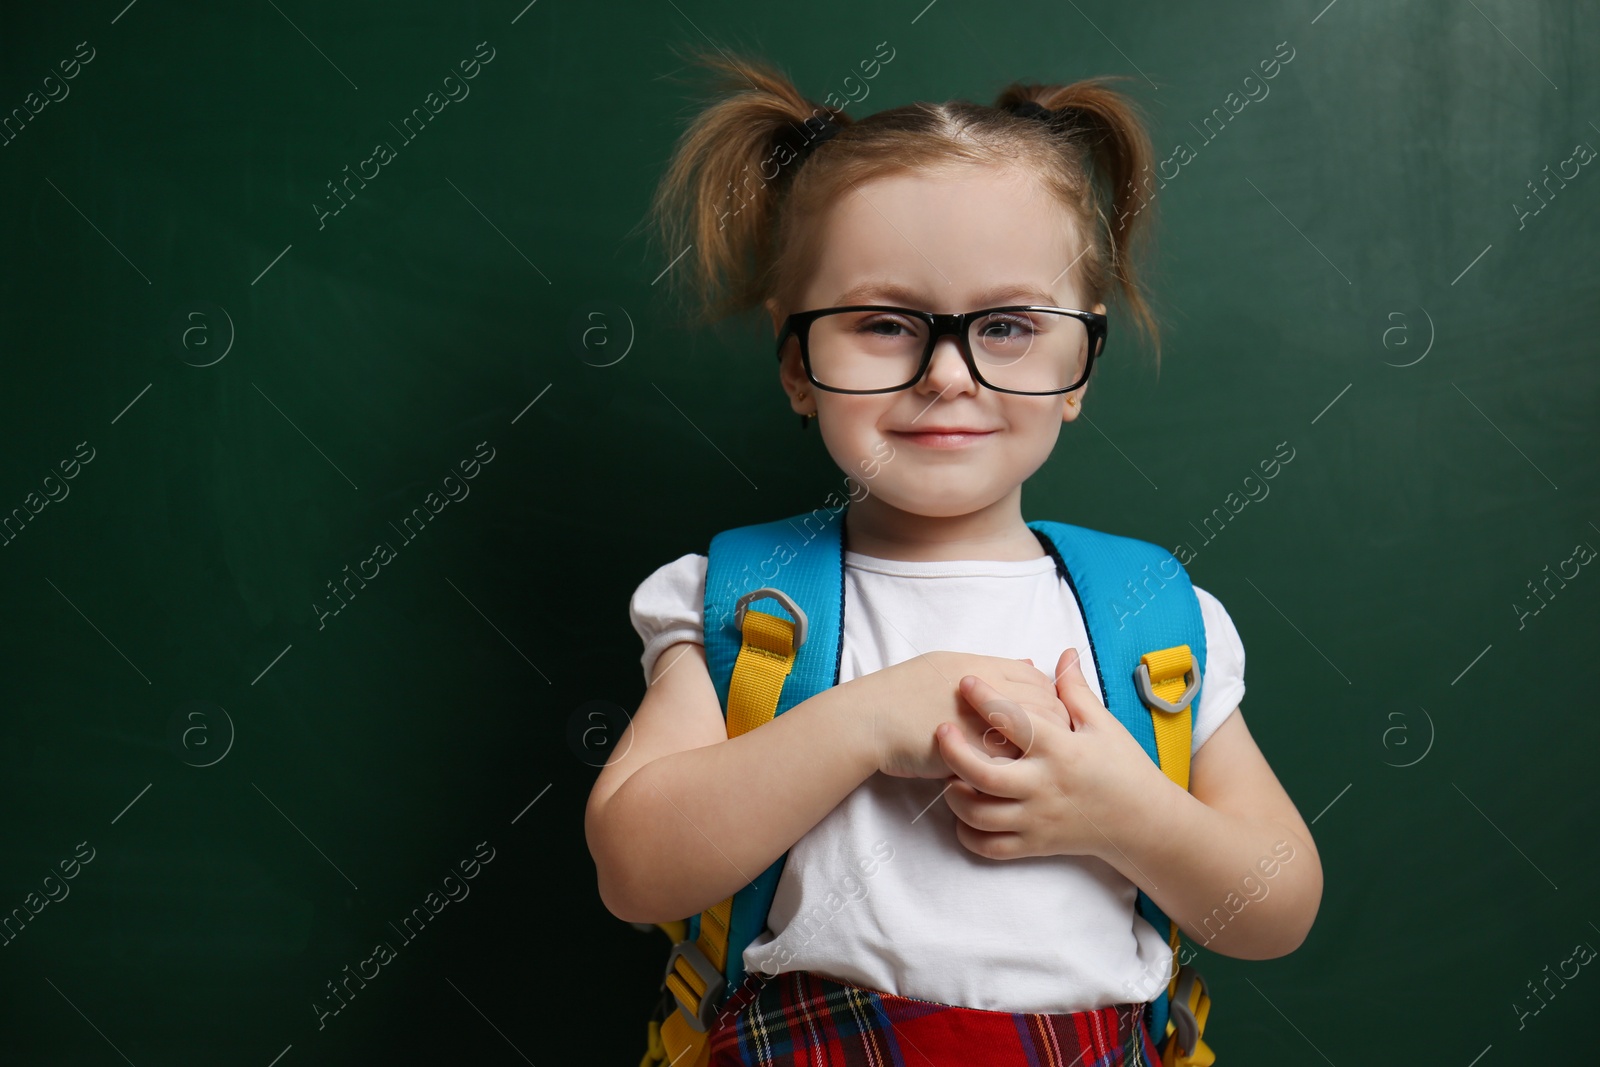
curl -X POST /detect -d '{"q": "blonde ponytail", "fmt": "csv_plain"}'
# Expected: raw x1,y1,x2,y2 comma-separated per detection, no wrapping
647,47,850,326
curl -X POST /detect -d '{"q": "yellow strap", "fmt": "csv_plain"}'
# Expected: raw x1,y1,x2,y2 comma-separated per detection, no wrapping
657,1007,711,1067
638,1018,665,1067
727,610,802,738
1139,644,1216,1066
656,608,800,1067
1144,645,1191,990
1142,645,1194,793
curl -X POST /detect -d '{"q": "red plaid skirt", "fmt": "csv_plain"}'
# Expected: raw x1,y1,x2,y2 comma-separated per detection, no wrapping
707,968,1165,1066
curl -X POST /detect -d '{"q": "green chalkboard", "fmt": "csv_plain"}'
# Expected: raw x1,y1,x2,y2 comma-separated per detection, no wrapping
1,1,1596,1063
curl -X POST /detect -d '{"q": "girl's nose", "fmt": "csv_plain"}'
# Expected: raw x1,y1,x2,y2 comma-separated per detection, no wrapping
917,336,977,396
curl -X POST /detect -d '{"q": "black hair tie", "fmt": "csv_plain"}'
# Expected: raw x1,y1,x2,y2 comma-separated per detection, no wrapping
1008,99,1087,135
780,113,842,170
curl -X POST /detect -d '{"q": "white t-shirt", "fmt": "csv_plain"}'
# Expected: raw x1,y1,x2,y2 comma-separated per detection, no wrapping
628,547,1246,1014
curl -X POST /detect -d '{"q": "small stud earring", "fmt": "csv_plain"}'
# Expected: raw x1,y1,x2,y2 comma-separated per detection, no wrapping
1066,395,1078,407
796,389,815,429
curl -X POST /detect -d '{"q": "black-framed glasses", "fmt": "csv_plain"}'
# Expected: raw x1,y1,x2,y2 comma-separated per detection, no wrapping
775,304,1106,396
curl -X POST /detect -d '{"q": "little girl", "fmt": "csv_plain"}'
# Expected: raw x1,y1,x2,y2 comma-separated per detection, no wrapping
586,49,1322,1066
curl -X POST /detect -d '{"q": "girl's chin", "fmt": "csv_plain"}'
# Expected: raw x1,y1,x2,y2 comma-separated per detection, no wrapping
856,488,995,517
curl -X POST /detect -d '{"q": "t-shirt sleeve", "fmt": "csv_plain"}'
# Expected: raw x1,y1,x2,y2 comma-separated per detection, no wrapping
628,552,708,684
1191,585,1246,754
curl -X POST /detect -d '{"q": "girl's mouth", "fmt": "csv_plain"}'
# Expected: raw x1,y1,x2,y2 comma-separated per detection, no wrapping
889,430,996,449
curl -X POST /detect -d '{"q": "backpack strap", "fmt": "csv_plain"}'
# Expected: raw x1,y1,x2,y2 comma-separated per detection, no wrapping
1027,520,1216,1066
655,508,847,1063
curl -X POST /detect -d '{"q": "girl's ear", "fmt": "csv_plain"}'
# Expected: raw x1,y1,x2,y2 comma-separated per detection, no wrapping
778,344,806,397
1062,301,1106,422
1062,386,1087,423
771,299,805,394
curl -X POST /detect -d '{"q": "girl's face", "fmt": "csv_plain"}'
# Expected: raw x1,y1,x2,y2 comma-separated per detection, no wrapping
772,164,1104,520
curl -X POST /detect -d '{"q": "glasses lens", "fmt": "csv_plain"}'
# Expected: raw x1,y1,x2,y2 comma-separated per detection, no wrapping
806,309,1090,393
807,309,929,391
967,310,1089,393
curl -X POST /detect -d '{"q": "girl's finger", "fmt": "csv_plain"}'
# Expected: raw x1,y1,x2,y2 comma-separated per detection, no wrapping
936,718,1029,798
944,778,1025,833
960,678,1042,759
1055,647,1107,725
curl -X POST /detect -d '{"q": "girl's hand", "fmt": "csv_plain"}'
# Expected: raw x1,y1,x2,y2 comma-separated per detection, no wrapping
845,652,1072,780
933,647,1176,862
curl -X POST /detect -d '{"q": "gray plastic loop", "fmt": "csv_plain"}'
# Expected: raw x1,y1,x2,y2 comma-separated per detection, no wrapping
1132,654,1199,714
734,587,808,649
1167,963,1208,1055
663,939,726,1033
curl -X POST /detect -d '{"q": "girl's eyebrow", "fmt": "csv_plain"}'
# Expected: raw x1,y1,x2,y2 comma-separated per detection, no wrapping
831,280,1060,308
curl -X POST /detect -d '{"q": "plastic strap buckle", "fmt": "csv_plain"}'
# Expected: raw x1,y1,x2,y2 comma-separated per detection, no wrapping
734,587,809,649
1167,963,1209,1056
1133,653,1199,714
663,939,726,1033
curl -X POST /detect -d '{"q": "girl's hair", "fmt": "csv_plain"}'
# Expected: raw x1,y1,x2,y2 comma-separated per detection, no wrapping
648,47,1163,367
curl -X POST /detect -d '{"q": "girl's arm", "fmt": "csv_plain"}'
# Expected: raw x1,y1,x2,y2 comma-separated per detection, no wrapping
584,640,876,925
1127,706,1323,959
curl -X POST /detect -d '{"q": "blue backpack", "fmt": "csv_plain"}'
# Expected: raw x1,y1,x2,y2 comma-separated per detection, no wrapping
638,503,1216,1067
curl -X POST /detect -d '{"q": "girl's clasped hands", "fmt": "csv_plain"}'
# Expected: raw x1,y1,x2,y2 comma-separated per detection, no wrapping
855,648,1172,865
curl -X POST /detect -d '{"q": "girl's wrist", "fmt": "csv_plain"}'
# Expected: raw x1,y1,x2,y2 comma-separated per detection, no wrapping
1092,766,1189,873
803,679,883,782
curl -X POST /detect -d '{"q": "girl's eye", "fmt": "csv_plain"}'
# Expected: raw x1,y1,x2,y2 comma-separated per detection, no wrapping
978,314,1037,339
856,316,915,337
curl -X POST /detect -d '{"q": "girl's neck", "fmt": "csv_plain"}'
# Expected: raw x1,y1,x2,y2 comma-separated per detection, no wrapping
842,491,1046,563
